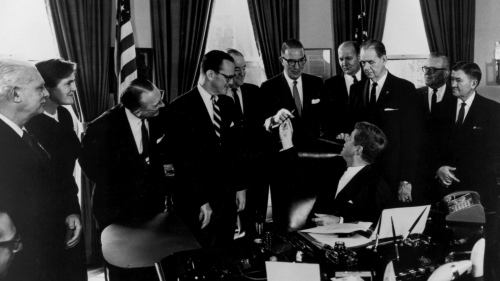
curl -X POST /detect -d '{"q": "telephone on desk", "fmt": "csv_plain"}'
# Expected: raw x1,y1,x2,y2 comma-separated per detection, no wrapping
438,191,485,225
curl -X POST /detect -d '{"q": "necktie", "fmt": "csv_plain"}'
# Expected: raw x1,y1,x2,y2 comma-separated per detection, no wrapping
352,75,359,84
232,88,243,117
456,102,466,125
370,82,378,107
430,88,437,112
141,119,149,159
293,80,302,117
22,130,50,161
212,95,221,144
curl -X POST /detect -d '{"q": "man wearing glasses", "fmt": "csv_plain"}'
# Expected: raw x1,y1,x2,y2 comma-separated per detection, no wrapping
164,50,246,247
0,213,22,279
80,78,168,230
261,39,325,148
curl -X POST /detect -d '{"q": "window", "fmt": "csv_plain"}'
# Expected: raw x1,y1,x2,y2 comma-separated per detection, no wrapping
382,0,429,88
205,0,267,86
0,0,59,61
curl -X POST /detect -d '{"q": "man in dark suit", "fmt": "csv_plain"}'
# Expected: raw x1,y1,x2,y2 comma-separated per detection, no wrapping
0,59,72,280
349,39,423,205
226,49,269,237
79,78,167,230
261,39,325,147
432,61,500,210
164,50,246,247
323,41,367,139
278,119,391,227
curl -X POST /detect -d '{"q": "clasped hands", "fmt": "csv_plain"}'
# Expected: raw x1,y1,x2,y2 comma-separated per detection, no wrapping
266,109,295,132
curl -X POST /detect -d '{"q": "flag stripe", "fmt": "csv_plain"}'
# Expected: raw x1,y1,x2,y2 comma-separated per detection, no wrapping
120,59,137,83
115,0,137,95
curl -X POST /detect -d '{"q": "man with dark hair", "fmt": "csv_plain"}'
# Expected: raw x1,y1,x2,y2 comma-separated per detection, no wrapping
277,120,392,226
349,39,423,205
322,41,367,139
261,38,325,146
164,50,245,247
80,78,167,229
225,49,269,237
431,61,500,210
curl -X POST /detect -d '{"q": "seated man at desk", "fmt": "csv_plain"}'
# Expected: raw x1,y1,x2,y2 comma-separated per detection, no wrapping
278,119,392,226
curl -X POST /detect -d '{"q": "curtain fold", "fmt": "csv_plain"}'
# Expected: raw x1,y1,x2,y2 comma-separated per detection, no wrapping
332,0,360,74
46,0,113,264
419,0,475,64
365,0,389,41
247,0,299,79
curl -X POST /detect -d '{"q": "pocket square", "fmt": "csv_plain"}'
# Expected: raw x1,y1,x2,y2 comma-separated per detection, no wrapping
348,200,353,204
384,108,398,111
156,134,165,144
311,99,320,104
473,126,482,130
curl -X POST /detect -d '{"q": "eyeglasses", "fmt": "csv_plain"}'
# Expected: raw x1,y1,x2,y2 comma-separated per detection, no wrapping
422,66,446,74
215,72,234,83
281,56,307,68
0,234,21,251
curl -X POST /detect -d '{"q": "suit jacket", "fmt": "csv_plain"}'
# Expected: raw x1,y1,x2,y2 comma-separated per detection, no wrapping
261,72,325,144
0,118,69,280
323,71,367,138
276,149,392,228
163,88,245,209
416,84,453,124
79,104,167,228
431,93,500,209
350,72,423,190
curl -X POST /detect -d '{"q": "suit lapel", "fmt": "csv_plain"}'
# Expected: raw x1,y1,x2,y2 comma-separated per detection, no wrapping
334,166,369,204
116,106,143,160
192,89,220,145
461,94,481,129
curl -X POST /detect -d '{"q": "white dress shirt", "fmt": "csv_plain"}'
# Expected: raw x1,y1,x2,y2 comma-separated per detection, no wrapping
0,113,23,137
335,165,366,198
43,110,59,122
283,71,303,106
427,84,447,111
369,70,388,102
125,108,149,157
456,91,476,122
198,84,217,123
344,69,362,96
227,87,244,114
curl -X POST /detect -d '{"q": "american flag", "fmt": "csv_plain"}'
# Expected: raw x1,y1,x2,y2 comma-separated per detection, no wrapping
115,0,137,96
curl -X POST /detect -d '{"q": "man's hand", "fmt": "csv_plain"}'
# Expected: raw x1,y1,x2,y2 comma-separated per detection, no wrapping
398,181,412,202
279,119,294,149
264,108,295,131
199,203,213,229
311,213,341,226
236,190,246,212
65,214,82,248
436,166,460,186
336,133,350,141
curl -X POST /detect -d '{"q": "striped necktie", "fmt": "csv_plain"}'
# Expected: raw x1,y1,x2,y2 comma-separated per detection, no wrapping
212,95,221,144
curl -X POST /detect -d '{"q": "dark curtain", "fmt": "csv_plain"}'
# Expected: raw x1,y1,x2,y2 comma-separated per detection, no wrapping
365,0,389,42
419,0,475,64
247,0,299,79
46,0,113,264
151,0,213,101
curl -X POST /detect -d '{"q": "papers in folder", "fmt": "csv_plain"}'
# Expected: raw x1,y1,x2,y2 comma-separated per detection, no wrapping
299,205,431,248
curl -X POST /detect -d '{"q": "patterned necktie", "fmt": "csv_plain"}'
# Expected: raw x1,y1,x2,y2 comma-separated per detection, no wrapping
212,95,221,144
141,119,149,160
370,82,378,107
293,80,302,117
456,102,466,125
22,130,50,161
352,75,359,84
232,88,243,117
430,88,437,112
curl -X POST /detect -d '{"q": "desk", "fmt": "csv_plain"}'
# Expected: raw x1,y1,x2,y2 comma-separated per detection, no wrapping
101,212,201,280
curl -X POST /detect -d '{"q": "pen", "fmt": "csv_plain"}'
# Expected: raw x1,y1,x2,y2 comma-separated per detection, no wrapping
403,207,427,241
391,217,399,261
374,215,382,252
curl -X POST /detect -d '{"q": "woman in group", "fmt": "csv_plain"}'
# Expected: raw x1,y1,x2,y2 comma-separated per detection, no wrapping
26,58,87,281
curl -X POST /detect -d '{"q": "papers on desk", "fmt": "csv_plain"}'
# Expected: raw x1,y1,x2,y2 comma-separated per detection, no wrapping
300,222,372,234
299,205,431,249
265,261,321,281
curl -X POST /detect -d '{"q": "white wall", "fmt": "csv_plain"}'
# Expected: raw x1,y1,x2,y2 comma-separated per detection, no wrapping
474,0,500,103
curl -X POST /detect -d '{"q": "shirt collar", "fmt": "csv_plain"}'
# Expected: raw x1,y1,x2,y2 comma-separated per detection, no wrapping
125,107,143,125
43,110,59,122
345,69,362,81
198,84,217,102
457,91,476,106
370,70,388,88
0,113,24,137
283,71,302,86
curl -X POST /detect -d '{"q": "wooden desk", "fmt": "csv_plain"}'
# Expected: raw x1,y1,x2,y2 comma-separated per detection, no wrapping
101,212,201,269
